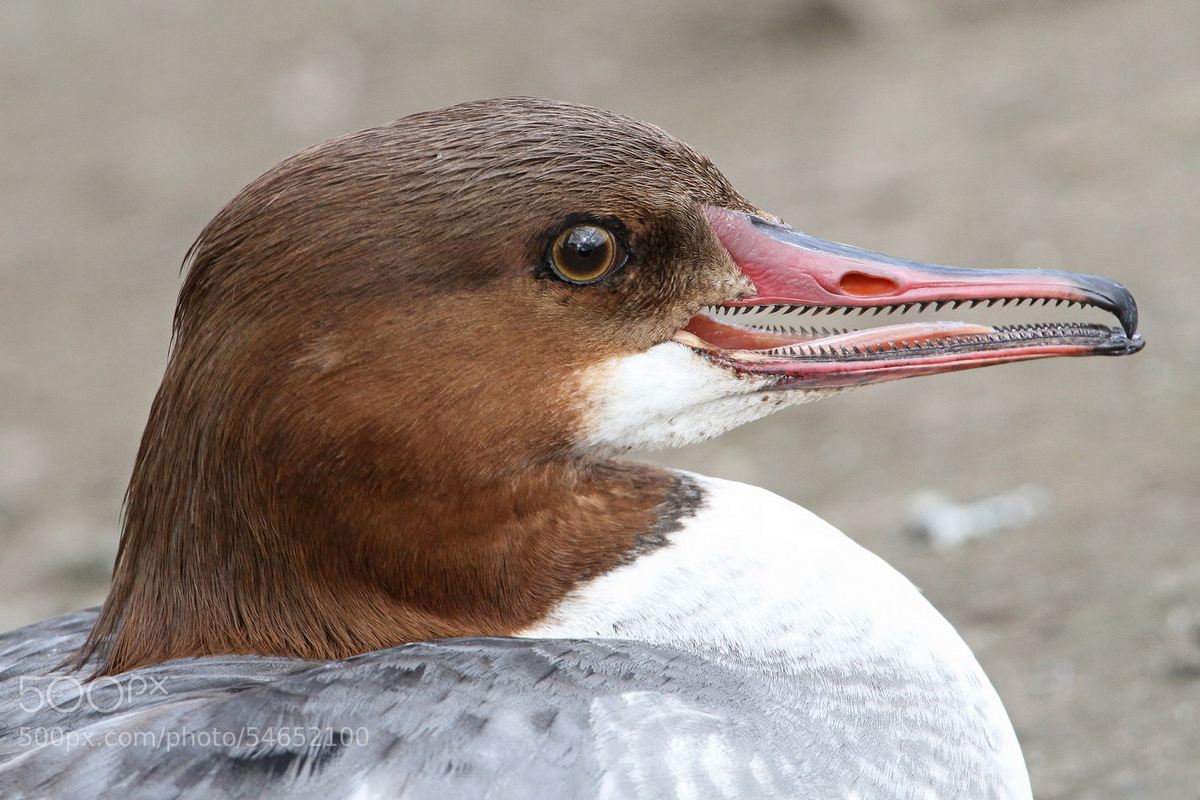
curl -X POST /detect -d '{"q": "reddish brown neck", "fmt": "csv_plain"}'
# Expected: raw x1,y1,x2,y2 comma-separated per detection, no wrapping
73,271,693,675
78,400,683,675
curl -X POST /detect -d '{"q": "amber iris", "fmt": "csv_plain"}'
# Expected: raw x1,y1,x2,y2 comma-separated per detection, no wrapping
550,224,623,284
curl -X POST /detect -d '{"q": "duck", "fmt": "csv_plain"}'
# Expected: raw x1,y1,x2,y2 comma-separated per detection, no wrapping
0,97,1142,799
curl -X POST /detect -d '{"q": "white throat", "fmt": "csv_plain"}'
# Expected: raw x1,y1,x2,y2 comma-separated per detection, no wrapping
575,341,842,453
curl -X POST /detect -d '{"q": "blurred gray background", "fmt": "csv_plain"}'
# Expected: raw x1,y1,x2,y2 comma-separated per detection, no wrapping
1,0,1197,795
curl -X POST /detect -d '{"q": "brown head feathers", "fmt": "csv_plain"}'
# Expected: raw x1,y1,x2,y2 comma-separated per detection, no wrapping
75,98,755,675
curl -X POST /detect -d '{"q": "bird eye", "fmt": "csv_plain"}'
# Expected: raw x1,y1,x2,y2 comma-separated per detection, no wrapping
549,225,625,284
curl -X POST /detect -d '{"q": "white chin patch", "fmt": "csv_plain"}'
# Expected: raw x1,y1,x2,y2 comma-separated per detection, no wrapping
575,341,842,453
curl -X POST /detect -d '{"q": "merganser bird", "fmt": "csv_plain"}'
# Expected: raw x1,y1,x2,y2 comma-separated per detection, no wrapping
0,98,1141,798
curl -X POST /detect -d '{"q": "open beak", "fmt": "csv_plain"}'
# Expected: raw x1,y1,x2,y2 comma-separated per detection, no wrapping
673,206,1144,389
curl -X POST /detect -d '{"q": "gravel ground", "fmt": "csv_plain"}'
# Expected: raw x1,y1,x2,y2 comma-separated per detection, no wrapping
1,1,1198,795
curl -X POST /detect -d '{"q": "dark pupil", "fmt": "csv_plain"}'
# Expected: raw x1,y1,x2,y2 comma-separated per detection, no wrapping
564,227,608,270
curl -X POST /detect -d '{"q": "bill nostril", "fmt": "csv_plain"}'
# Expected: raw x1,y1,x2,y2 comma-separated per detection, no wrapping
839,272,900,297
